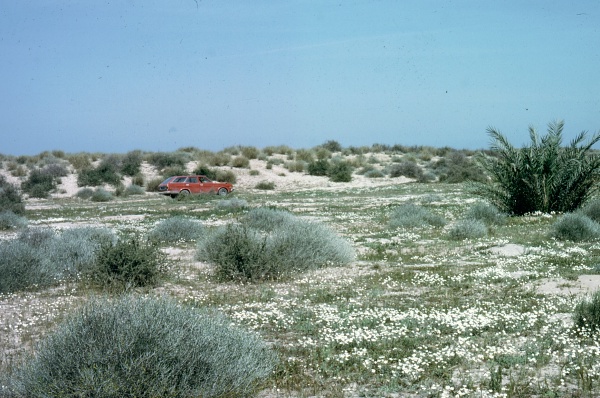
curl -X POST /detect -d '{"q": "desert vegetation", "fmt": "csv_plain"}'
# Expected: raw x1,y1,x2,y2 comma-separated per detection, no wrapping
2,130,600,397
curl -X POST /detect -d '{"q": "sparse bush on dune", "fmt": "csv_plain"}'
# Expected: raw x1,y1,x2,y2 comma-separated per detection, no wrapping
75,187,94,199
149,216,204,243
0,227,116,293
120,150,143,176
21,169,57,198
90,187,113,202
464,202,506,226
216,198,248,210
255,180,275,190
389,203,447,228
327,159,353,182
574,290,600,334
197,207,355,282
433,151,487,183
0,175,25,215
581,199,600,223
0,210,27,230
550,212,600,242
6,295,277,398
86,235,165,291
308,159,330,176
447,218,488,240
146,177,164,192
145,151,191,170
215,169,237,184
231,155,250,168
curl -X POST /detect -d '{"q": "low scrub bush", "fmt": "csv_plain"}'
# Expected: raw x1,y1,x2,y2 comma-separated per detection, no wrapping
120,150,143,176
193,164,218,180
241,146,260,159
389,161,425,180
75,187,94,199
131,173,145,187
574,290,600,334
433,151,487,183
149,216,204,243
215,169,237,184
86,236,165,291
124,184,145,196
6,295,277,397
145,151,190,170
231,155,250,168
0,227,115,293
197,208,355,281
389,204,447,228
21,169,56,198
255,181,275,190
66,153,91,170
364,169,385,178
285,160,306,173
328,160,353,182
464,202,506,226
216,198,248,210
550,213,600,242
447,219,488,240
0,176,25,215
146,177,164,192
0,210,27,230
91,188,113,202
581,199,600,223
307,159,330,176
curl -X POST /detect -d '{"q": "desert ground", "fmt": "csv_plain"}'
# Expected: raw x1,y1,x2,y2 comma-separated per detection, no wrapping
2,149,600,397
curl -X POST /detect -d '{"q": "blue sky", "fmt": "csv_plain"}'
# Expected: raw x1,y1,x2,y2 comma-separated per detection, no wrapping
1,1,599,155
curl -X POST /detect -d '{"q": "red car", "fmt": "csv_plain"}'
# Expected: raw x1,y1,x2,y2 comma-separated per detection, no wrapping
158,175,233,197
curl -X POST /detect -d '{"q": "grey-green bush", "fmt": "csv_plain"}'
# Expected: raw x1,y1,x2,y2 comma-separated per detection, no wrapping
389,203,447,228
0,210,27,230
75,187,94,199
91,187,113,202
574,290,600,334
328,160,353,182
447,219,488,240
255,181,275,190
464,202,506,226
216,198,248,210
149,216,204,243
581,199,600,223
6,295,277,398
0,175,25,215
87,236,165,291
197,208,355,281
550,213,600,242
0,227,115,293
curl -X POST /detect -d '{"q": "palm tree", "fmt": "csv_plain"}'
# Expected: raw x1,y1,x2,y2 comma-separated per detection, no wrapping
474,120,600,215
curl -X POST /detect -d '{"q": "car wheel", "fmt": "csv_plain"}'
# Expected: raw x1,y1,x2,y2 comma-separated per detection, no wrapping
179,190,190,196
218,188,228,196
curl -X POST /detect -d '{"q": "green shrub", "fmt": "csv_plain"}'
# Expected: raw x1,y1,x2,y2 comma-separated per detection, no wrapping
0,210,27,230
447,219,488,240
66,153,91,171
77,157,122,187
285,161,305,173
6,295,277,398
91,188,113,202
241,146,260,159
328,160,353,182
161,165,187,179
131,173,145,187
215,169,237,184
216,198,248,210
434,151,487,183
231,155,250,168
0,175,25,215
86,236,165,291
75,187,94,199
364,169,385,178
574,290,600,334
255,181,275,190
389,161,424,180
320,140,342,152
209,151,231,166
146,177,164,192
149,216,204,243
464,202,506,226
193,164,218,180
0,227,115,293
581,199,600,223
21,169,56,198
474,120,600,215
123,184,146,196
550,213,600,242
197,208,355,282
308,159,330,176
389,204,447,228
249,169,260,176
121,150,143,176
145,151,191,169
295,149,314,163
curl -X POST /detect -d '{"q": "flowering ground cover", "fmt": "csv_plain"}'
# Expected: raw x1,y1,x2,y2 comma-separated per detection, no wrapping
2,182,600,397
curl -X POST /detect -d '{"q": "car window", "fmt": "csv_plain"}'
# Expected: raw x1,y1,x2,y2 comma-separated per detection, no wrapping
174,177,187,183
188,177,198,183
200,177,210,183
